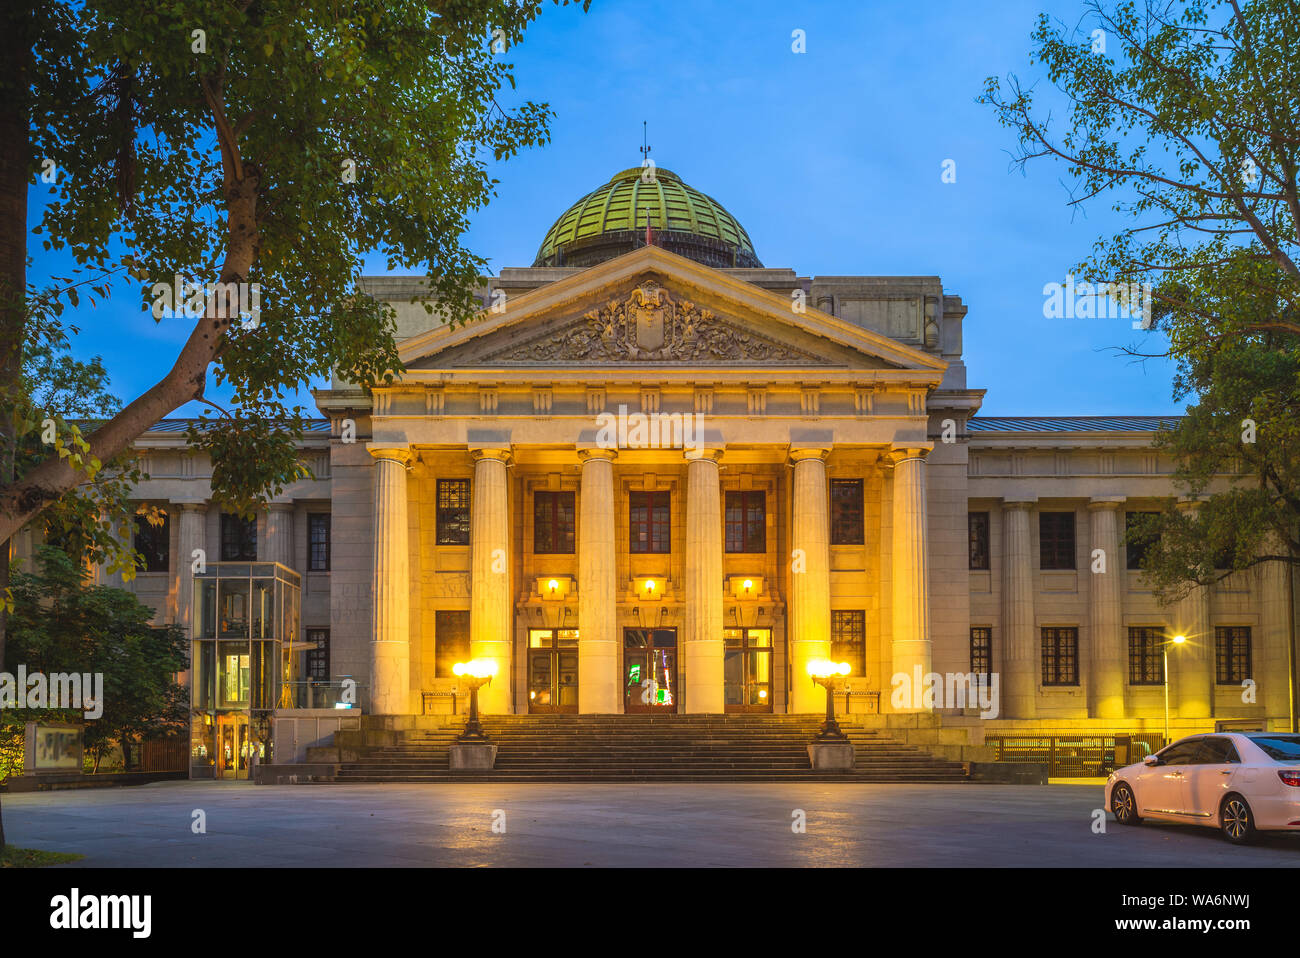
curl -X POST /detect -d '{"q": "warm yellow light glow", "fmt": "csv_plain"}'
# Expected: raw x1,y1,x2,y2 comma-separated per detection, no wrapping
806,659,851,678
547,579,560,593
742,579,754,591
452,659,499,679
758,689,767,699
645,580,656,593
1172,634,1187,645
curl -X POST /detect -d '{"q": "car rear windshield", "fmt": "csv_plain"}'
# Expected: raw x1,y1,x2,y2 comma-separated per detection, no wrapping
1250,736,1300,761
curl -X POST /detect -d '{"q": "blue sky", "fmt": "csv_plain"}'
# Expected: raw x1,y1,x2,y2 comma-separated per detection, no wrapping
30,0,1181,419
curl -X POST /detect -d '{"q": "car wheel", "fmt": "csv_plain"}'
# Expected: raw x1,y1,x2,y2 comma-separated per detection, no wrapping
1219,794,1256,845
1112,782,1142,826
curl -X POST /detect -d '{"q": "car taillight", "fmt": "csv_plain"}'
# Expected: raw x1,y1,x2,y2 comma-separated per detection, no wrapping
1278,769,1300,787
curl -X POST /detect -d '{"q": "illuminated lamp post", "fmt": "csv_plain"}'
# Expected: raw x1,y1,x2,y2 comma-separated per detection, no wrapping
807,659,851,742
453,659,498,744
1163,634,1186,742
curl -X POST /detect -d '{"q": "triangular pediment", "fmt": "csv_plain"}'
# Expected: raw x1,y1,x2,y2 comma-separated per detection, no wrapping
397,245,946,374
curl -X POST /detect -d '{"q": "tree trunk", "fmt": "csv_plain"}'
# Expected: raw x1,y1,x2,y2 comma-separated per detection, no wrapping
0,0,36,856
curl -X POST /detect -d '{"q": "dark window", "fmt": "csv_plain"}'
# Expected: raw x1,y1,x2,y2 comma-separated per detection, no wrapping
436,479,471,546
534,491,576,554
1158,740,1202,766
1128,627,1166,685
725,491,766,553
830,479,865,545
629,491,670,554
221,513,257,561
1039,511,1076,570
1125,511,1158,570
1041,627,1079,686
968,512,989,570
1250,735,1300,761
1196,736,1241,764
831,611,866,679
306,628,330,680
970,627,992,680
307,514,330,571
133,511,170,572
1215,626,1252,684
435,611,471,678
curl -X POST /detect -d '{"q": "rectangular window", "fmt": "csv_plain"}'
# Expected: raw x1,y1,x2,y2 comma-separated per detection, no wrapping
1039,511,1076,570
1125,511,1158,570
436,479,471,546
970,627,992,680
1215,626,1252,684
968,512,990,570
307,514,330,571
1128,627,1166,685
1041,627,1079,686
830,479,865,545
724,491,766,553
306,628,330,680
629,491,670,554
133,510,170,573
220,513,257,561
830,610,866,679
533,491,576,554
435,611,472,678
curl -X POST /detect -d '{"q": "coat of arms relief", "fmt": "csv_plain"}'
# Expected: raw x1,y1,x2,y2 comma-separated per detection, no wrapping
480,281,825,364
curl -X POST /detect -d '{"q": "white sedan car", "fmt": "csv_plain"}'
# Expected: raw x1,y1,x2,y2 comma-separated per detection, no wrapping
1106,732,1300,844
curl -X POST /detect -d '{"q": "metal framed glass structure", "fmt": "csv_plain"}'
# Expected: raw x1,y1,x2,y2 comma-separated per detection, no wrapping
190,562,301,780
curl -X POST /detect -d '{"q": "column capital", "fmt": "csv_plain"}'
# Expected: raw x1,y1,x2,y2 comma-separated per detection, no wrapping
576,446,618,463
173,500,209,512
267,501,295,513
1002,499,1036,512
368,445,412,467
885,445,931,466
1087,497,1126,512
469,446,513,466
788,446,830,464
685,446,724,463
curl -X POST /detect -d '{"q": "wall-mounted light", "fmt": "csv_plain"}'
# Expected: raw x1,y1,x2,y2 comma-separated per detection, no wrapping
536,576,572,600
728,575,763,599
635,577,664,601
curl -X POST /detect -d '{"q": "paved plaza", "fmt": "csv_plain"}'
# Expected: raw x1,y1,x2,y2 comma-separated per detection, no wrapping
4,781,1299,867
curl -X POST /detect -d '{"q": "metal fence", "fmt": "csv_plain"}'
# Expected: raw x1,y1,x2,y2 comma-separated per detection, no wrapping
141,737,189,773
985,731,1170,777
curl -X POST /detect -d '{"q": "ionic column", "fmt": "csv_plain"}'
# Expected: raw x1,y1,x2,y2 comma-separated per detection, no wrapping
470,447,513,714
578,447,619,713
1087,498,1126,718
1172,499,1213,719
1259,533,1293,724
176,501,208,637
684,448,725,713
265,502,294,569
1002,500,1036,719
888,447,932,706
789,447,831,713
369,447,412,715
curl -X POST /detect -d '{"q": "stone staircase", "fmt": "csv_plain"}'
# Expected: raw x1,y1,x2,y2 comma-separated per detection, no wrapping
325,714,970,783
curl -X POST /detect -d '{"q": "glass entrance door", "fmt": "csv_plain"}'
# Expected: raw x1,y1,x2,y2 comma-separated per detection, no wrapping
624,628,677,713
528,629,578,713
724,628,773,712
216,714,249,779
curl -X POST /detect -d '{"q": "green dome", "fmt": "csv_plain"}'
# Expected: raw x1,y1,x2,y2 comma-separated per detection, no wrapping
533,167,762,269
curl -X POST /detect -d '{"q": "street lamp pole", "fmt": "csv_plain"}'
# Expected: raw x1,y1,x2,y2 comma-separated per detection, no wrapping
1164,634,1187,742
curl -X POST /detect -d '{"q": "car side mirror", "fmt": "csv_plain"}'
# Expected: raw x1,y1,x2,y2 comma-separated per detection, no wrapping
1143,755,1160,766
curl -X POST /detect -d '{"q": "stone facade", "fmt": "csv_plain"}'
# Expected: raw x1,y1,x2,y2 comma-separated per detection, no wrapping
18,243,1297,737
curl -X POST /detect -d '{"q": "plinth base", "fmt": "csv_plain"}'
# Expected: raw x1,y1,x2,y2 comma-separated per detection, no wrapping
449,742,498,771
807,741,855,771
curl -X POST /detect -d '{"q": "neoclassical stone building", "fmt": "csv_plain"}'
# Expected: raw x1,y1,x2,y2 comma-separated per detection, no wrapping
25,165,1294,771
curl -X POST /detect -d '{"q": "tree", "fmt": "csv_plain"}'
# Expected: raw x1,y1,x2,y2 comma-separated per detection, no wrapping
980,0,1300,591
982,0,1300,727
1,0,584,570
4,546,188,774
